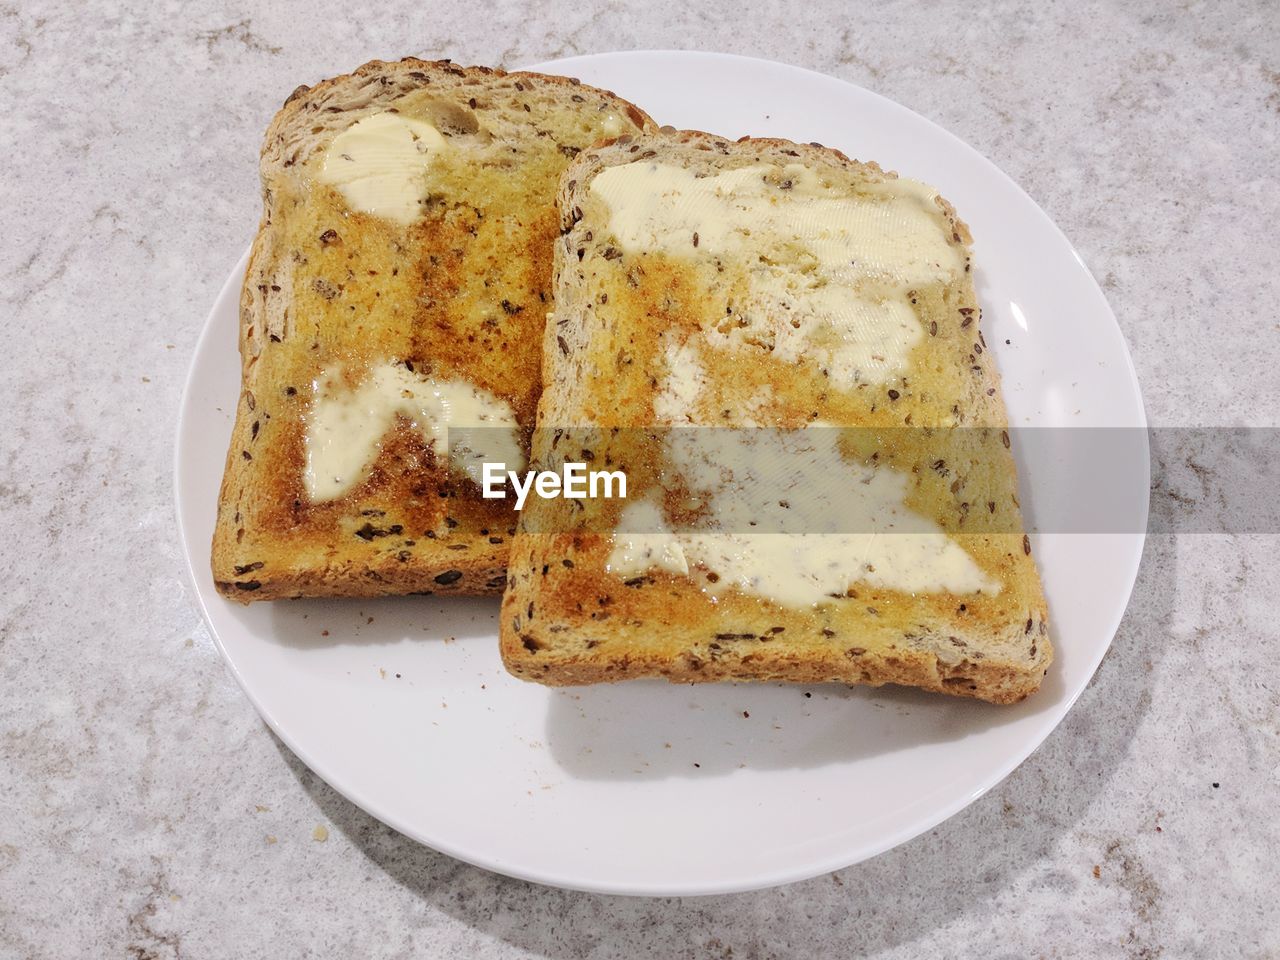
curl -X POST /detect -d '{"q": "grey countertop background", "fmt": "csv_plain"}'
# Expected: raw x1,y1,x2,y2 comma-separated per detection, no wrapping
3,0,1278,956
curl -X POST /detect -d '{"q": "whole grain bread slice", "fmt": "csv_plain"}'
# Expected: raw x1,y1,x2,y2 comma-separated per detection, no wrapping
212,59,657,601
500,130,1051,704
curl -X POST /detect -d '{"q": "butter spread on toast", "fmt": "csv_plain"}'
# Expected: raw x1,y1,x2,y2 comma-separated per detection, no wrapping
213,59,660,601
305,361,523,501
499,132,1049,701
606,426,999,605
605,496,689,576
317,112,447,224
590,161,961,386
593,161,994,603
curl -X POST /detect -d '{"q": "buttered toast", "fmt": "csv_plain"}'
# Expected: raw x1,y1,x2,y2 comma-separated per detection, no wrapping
499,131,1051,703
212,59,656,601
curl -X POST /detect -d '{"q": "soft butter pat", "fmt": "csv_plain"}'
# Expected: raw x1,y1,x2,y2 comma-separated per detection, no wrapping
317,112,446,224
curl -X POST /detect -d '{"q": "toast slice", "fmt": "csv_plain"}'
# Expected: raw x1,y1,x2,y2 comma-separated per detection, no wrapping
212,59,656,601
499,131,1051,703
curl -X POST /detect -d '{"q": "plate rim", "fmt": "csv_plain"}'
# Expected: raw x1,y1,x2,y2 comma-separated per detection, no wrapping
175,49,1149,896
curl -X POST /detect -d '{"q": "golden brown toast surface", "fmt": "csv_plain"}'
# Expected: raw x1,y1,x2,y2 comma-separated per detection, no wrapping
500,131,1051,703
212,59,656,600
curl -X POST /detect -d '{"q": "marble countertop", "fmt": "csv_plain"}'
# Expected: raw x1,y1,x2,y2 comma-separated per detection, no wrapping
3,0,1277,956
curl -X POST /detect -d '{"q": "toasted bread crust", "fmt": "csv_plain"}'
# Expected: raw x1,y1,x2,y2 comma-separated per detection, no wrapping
503,642,1047,705
500,130,1050,703
212,59,657,601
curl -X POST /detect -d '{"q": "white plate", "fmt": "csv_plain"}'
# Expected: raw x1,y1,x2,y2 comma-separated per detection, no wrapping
175,51,1148,896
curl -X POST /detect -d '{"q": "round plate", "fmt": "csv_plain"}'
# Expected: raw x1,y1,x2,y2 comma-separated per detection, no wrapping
175,51,1147,895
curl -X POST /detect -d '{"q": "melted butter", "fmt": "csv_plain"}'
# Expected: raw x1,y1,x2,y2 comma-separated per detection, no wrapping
607,427,998,605
599,112,626,139
304,362,523,502
606,496,689,577
651,336,707,424
650,336,778,427
316,112,447,224
589,161,963,385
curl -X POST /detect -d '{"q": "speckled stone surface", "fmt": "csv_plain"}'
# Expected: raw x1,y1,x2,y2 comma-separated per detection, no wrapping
3,1,1278,956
